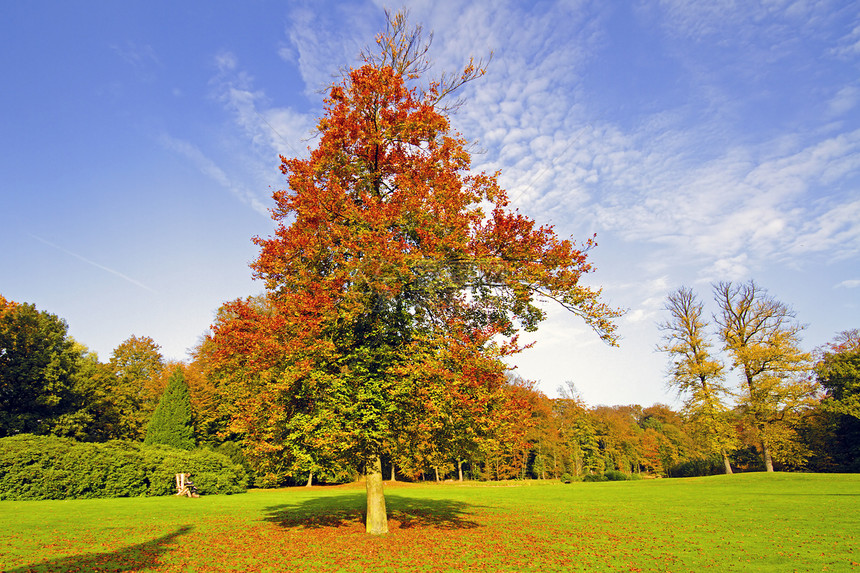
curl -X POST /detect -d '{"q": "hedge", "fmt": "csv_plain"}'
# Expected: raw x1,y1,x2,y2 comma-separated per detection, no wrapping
668,455,725,478
0,434,247,500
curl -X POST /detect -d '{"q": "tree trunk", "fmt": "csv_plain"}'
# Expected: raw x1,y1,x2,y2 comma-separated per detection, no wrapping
390,462,396,482
458,459,463,482
306,471,313,487
521,449,528,480
720,449,733,475
434,466,440,482
761,439,774,472
365,455,388,535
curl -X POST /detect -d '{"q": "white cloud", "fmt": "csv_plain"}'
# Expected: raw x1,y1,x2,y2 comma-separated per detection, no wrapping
111,41,160,76
655,0,835,45
214,50,237,72
702,254,751,283
832,23,860,59
788,198,860,259
836,279,860,288
283,2,380,95
575,125,860,282
210,48,319,160
829,85,860,116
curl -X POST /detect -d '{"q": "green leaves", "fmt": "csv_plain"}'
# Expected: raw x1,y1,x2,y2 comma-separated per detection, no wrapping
816,332,860,420
144,367,196,450
0,434,246,500
0,296,84,437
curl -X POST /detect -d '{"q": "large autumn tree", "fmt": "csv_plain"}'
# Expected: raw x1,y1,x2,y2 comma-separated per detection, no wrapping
209,13,619,534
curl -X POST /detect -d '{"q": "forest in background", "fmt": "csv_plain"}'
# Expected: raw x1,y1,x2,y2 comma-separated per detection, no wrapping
2,292,857,487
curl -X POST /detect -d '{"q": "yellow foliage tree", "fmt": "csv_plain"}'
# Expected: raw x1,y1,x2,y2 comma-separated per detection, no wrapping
714,281,814,471
659,287,737,473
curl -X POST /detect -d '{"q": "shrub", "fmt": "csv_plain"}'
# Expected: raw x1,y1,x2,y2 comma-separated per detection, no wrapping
583,473,607,482
669,456,725,478
0,434,247,500
560,473,573,484
604,470,628,481
141,446,247,496
212,441,256,484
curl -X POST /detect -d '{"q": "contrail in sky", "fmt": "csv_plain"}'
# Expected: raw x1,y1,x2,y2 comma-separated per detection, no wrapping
29,234,158,294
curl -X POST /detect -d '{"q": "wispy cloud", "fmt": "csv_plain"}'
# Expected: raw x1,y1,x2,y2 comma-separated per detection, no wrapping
158,133,271,216
829,85,860,117
282,3,378,96
210,50,318,162
836,279,860,288
370,1,860,295
832,19,860,59
214,0,860,299
110,41,161,82
30,234,157,293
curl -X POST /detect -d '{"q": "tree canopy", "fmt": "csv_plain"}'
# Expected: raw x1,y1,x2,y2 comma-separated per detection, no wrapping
817,329,860,420
0,295,82,437
108,335,165,440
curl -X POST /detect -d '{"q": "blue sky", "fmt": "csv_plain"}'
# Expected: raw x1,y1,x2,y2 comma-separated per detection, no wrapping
2,0,858,407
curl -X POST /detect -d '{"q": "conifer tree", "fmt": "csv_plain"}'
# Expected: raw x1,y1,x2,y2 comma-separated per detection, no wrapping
144,367,195,450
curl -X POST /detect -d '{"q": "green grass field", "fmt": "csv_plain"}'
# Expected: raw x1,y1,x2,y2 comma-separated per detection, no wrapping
1,473,857,572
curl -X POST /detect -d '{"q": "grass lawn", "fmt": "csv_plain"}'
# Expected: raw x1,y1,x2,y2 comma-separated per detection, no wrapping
1,472,857,572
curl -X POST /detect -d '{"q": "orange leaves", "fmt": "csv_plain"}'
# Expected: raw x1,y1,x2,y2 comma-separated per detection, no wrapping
207,22,620,487
0,294,19,318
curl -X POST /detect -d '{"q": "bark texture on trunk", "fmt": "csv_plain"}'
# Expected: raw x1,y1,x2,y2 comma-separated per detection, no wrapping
365,455,388,535
306,471,313,487
458,459,463,482
762,439,774,472
720,449,733,475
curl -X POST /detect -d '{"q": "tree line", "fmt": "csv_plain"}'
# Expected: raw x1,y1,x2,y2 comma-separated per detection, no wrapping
3,292,857,484
0,294,214,448
657,282,859,474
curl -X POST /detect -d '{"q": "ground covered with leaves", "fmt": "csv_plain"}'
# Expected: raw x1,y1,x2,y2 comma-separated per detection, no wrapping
2,473,857,572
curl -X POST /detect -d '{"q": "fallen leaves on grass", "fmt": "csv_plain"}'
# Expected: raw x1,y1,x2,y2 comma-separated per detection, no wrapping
2,525,193,573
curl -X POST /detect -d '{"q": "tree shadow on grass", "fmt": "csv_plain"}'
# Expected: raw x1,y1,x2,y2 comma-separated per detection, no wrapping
263,492,482,531
5,525,193,573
